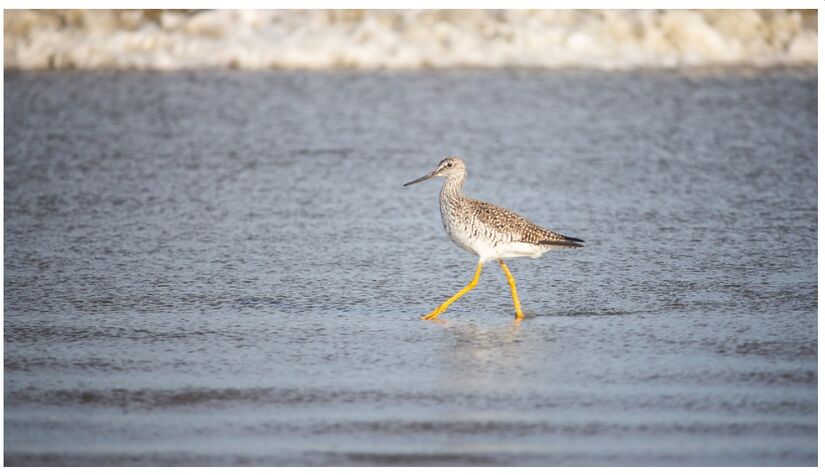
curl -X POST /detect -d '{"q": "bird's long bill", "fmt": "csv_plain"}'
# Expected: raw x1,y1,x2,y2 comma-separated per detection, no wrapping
403,169,438,187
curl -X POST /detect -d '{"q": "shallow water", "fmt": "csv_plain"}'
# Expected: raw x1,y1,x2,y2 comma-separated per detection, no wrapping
4,69,817,466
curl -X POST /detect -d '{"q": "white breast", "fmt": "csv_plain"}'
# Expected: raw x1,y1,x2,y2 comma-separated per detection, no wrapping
441,211,549,263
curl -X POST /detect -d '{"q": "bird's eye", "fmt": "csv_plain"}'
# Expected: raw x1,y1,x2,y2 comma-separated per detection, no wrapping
446,162,453,168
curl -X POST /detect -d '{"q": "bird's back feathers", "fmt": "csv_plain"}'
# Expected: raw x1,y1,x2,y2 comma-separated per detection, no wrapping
466,198,584,248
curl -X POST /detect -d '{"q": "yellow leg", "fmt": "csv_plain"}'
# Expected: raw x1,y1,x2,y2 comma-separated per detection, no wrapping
422,262,483,320
499,260,525,320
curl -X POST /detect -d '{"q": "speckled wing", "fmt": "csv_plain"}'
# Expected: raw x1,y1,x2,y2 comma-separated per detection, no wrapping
469,199,584,248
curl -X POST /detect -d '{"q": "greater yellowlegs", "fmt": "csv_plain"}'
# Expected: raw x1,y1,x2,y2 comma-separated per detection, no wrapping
404,156,583,320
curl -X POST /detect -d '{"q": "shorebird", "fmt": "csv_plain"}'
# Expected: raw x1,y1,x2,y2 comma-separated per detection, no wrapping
404,156,583,320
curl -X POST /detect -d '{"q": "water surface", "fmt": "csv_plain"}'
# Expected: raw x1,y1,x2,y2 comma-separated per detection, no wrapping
4,69,817,466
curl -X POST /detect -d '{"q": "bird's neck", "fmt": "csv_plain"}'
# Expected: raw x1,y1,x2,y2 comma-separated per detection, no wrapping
440,173,466,203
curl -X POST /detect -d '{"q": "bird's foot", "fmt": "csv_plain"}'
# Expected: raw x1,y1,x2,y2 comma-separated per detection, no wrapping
514,311,525,321
422,307,444,320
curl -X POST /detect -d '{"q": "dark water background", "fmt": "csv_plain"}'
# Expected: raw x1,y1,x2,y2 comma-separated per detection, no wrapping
4,69,817,466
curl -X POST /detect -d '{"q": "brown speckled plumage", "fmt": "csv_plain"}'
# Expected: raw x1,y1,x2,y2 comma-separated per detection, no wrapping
405,155,583,263
466,198,583,248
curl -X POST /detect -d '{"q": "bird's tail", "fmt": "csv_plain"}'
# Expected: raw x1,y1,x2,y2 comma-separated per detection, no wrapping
538,235,584,248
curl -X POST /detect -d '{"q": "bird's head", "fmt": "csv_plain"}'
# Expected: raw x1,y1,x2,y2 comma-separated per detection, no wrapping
403,156,466,186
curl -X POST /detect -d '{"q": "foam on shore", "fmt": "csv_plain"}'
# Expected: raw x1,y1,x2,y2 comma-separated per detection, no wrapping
4,10,818,70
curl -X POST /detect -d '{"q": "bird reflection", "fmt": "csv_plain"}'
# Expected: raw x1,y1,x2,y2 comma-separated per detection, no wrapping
439,320,531,394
